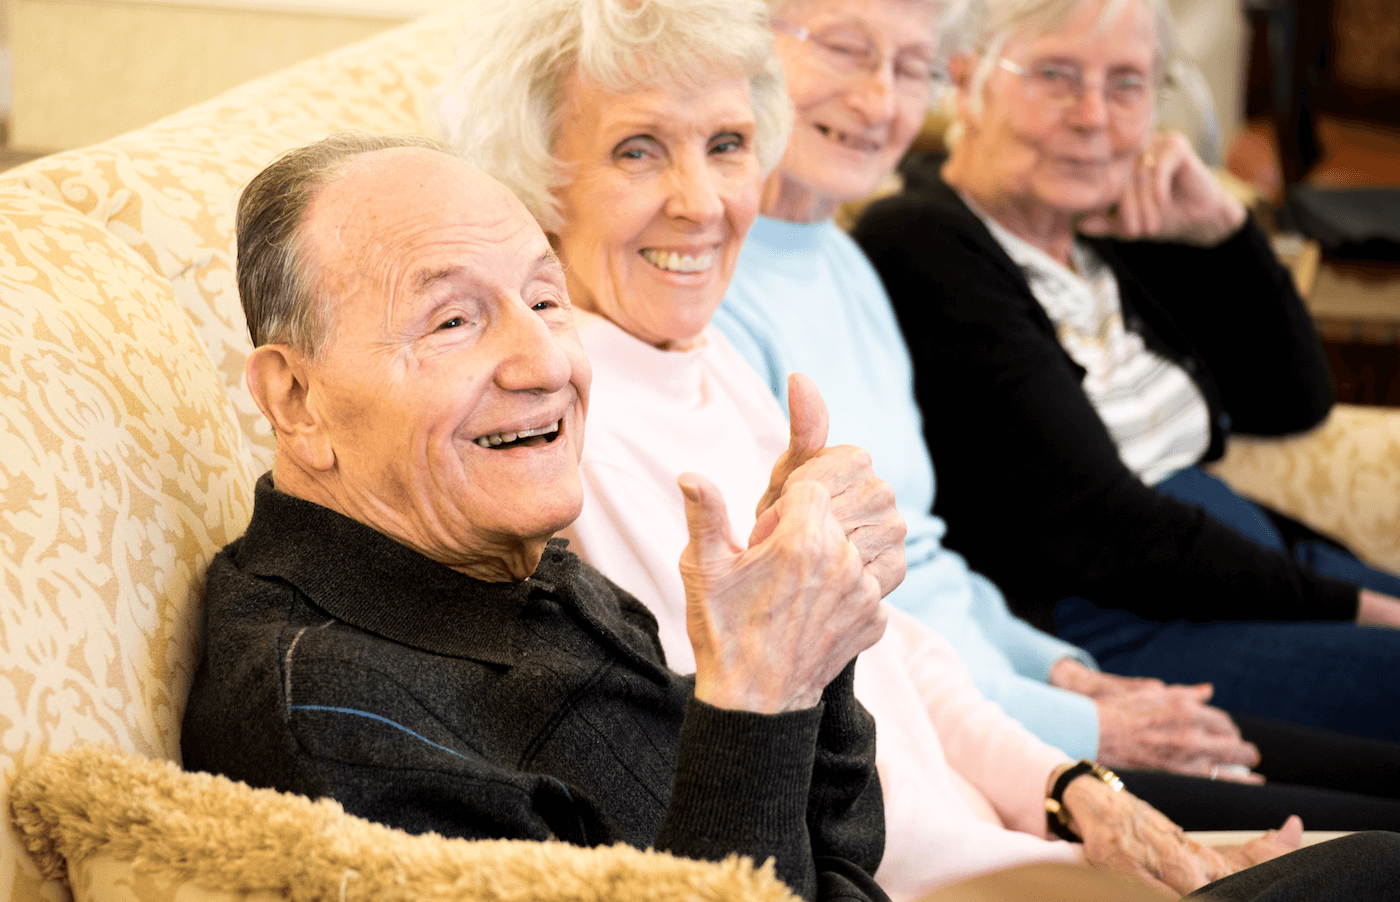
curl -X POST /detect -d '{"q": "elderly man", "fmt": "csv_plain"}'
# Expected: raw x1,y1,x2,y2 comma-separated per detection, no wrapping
180,133,893,902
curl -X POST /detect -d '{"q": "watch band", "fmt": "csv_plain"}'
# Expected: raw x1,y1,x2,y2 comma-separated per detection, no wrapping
1045,759,1124,842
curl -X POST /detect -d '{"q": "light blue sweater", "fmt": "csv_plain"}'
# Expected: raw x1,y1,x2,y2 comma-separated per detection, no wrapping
715,214,1100,759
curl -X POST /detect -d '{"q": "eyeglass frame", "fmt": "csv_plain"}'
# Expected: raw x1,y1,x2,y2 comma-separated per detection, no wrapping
993,56,1167,120
770,18,949,99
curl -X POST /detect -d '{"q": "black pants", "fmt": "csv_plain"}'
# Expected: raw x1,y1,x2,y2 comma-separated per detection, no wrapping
1121,713,1400,831
1191,832,1400,901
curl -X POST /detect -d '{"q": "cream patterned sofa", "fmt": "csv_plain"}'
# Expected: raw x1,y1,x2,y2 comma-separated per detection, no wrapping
3,8,1399,902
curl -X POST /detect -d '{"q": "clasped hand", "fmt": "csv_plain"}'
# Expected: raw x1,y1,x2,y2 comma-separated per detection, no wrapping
680,374,899,714
1078,131,1247,247
1051,659,1262,781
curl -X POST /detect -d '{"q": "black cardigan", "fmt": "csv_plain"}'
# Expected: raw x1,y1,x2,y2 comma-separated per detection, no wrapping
849,159,1357,631
182,475,888,902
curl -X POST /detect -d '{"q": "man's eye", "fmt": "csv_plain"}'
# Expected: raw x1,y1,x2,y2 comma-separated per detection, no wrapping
437,316,464,330
531,299,557,311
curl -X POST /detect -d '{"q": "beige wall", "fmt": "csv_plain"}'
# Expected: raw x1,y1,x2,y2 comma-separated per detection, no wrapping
10,0,442,150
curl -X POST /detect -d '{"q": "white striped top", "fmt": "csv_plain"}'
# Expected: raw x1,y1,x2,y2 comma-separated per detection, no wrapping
967,199,1211,486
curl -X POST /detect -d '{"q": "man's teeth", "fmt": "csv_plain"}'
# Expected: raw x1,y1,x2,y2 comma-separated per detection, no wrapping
475,421,561,448
642,249,714,273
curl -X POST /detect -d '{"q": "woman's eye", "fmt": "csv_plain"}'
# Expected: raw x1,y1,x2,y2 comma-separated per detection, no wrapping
437,316,464,331
710,133,745,155
1037,65,1075,84
896,59,934,82
531,299,557,311
614,136,660,162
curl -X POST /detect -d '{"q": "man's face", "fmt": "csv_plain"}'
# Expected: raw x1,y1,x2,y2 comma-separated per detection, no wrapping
297,148,591,580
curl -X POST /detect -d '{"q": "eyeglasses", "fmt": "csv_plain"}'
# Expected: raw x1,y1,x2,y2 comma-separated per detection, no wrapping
996,58,1153,119
772,19,946,100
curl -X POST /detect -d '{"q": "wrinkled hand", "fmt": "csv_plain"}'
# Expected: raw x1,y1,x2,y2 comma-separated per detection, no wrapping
1358,589,1400,628
1050,657,1168,698
1063,770,1302,895
1077,132,1247,247
1050,659,1261,780
680,472,886,714
751,372,906,598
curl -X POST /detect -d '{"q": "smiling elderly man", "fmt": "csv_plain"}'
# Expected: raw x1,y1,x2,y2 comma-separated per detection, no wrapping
180,133,892,902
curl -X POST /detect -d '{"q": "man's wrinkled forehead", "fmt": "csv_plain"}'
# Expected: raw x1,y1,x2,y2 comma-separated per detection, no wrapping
312,148,521,243
301,147,548,294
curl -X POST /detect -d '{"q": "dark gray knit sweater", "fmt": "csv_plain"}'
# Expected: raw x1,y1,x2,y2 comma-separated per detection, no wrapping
182,474,888,902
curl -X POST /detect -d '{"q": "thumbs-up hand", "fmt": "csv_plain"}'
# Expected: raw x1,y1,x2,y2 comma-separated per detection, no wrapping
679,472,886,714
751,374,907,598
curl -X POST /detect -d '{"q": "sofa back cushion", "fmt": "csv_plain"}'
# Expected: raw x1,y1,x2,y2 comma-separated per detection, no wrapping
0,188,260,900
1,13,459,900
3,12,459,471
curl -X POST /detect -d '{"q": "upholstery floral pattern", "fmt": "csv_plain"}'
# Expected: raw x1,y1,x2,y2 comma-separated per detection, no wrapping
3,14,458,471
1209,404,1400,575
1,14,459,901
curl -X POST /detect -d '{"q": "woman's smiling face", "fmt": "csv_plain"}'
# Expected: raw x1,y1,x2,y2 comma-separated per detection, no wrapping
550,69,763,351
768,0,939,220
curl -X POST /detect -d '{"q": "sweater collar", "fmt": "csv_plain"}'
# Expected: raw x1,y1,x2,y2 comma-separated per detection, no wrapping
575,310,711,404
745,215,837,268
234,473,611,669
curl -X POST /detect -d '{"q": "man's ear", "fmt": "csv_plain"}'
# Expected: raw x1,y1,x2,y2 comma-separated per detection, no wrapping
245,344,335,471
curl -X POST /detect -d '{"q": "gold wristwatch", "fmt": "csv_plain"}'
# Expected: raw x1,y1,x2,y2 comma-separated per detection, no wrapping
1045,759,1123,841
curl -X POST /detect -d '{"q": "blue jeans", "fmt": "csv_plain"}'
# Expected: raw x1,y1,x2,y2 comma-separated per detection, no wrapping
1055,466,1400,740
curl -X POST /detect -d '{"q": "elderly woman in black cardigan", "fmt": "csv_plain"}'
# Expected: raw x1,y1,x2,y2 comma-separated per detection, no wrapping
851,0,1400,742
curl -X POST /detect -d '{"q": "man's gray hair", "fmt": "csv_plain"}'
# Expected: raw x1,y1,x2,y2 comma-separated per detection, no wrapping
436,0,792,234
236,132,449,357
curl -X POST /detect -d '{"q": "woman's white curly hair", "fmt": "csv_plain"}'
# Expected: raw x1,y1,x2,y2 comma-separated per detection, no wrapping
437,0,792,233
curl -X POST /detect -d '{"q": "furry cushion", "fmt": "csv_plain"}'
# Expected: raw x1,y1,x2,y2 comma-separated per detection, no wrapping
10,744,798,902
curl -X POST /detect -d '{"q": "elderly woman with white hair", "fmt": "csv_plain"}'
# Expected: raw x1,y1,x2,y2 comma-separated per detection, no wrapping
427,1,1400,899
705,0,1400,832
847,0,1400,754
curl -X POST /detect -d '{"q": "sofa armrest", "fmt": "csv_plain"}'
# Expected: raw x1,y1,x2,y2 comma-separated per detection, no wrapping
1207,403,1400,574
10,744,797,902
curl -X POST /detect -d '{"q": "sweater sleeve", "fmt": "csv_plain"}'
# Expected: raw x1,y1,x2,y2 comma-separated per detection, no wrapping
850,190,1358,627
963,569,1097,681
657,661,888,902
1099,218,1334,438
887,608,1073,837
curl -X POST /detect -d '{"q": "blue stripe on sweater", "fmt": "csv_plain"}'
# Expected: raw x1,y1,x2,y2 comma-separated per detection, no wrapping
287,704,579,813
287,704,476,763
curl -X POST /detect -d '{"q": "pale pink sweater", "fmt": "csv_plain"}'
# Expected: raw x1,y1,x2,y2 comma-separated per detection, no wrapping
563,313,1080,900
